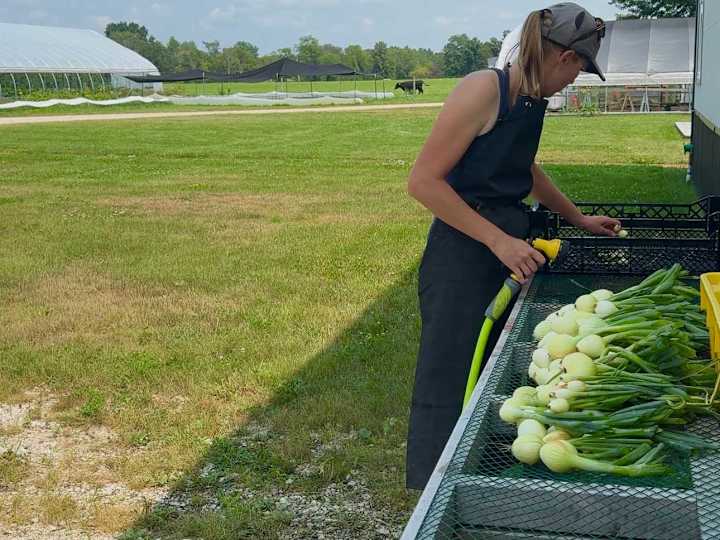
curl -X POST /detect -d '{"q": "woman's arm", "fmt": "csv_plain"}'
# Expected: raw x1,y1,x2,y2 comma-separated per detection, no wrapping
407,71,546,281
530,163,620,236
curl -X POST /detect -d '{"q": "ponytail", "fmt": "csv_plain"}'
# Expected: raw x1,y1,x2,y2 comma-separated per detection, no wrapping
517,10,553,98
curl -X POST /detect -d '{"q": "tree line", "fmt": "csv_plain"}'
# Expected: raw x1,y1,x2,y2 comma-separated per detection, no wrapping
105,22,505,79
105,1,695,80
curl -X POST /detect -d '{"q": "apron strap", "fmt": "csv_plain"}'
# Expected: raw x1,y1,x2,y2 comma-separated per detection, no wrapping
490,67,511,120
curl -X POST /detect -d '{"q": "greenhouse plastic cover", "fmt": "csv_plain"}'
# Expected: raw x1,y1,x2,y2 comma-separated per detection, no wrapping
497,17,695,86
0,22,159,74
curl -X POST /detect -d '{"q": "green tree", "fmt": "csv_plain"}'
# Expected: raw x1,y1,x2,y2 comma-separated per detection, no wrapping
223,41,259,73
105,22,149,40
296,35,322,64
442,34,489,77
609,0,696,17
175,40,207,71
371,41,394,77
343,44,371,73
105,21,171,71
203,40,224,72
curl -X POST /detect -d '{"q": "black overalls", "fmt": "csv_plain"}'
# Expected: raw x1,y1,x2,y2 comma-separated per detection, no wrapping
406,68,548,490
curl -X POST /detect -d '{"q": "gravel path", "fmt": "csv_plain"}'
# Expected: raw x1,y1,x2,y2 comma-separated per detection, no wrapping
0,102,443,126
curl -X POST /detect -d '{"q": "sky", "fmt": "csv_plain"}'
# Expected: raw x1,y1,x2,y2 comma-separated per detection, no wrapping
0,1,622,55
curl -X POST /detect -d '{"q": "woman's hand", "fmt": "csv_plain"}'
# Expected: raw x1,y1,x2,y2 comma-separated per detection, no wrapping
578,215,622,237
490,235,547,283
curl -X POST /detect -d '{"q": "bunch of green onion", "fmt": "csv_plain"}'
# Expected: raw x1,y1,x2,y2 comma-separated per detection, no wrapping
499,264,720,477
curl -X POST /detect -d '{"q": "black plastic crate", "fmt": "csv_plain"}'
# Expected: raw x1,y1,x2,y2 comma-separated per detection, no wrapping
531,197,720,275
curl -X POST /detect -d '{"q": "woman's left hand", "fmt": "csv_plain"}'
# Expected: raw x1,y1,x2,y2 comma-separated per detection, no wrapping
579,215,621,237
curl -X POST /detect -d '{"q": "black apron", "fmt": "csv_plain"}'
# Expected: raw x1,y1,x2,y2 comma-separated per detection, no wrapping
406,68,548,490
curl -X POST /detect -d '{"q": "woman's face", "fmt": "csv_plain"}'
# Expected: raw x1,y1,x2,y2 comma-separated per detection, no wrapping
540,49,585,97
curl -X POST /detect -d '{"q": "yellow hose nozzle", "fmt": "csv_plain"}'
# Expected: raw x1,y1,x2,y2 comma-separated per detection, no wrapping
531,238,563,263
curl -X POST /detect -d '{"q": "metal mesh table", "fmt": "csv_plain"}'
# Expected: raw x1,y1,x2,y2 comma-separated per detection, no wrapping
402,198,720,540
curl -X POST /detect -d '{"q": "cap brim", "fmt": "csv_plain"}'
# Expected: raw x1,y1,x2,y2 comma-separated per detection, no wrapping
583,55,606,82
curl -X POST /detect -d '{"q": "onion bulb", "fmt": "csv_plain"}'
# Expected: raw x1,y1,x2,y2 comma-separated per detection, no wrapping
540,440,577,473
536,384,554,405
595,300,618,317
539,331,558,349
512,435,543,465
543,430,571,443
534,368,550,385
513,386,537,405
551,316,578,336
517,419,546,439
567,380,586,392
577,334,605,358
533,320,552,340
528,362,538,380
499,399,524,424
547,334,577,359
558,304,576,316
591,289,614,301
562,352,596,380
532,348,551,368
549,398,570,413
575,294,597,313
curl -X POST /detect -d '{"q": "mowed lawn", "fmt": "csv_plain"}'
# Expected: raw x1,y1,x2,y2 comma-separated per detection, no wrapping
0,112,694,539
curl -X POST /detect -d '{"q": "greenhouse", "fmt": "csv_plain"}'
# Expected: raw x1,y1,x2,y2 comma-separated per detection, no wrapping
497,17,696,113
0,21,159,102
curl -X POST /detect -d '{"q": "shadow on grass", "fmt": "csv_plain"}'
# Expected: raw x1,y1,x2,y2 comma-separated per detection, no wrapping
120,266,422,540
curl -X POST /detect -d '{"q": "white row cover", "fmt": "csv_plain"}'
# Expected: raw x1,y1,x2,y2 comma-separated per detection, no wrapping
0,22,159,75
498,17,695,87
0,91,397,109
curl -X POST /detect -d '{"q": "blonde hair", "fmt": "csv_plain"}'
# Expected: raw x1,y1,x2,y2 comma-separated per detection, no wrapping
517,10,558,98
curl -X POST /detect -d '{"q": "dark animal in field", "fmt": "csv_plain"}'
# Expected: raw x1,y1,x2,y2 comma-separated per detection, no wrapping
395,80,424,94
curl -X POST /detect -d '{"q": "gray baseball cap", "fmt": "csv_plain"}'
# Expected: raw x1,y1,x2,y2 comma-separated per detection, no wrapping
540,2,606,81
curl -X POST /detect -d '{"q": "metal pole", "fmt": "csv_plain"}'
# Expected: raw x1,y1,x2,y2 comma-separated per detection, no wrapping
605,85,608,113
51,72,58,92
64,73,70,92
38,73,46,91
10,74,17,100
88,73,95,91
76,72,83,93
24,72,32,94
99,73,106,92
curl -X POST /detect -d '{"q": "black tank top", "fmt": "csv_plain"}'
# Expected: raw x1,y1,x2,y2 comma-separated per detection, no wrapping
446,68,548,206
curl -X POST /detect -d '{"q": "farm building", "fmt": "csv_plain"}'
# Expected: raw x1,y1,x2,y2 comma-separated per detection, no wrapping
0,21,159,101
497,17,696,113
692,0,720,196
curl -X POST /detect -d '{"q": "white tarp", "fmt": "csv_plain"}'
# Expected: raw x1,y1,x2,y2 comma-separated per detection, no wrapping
497,17,695,87
0,95,168,110
0,90,395,109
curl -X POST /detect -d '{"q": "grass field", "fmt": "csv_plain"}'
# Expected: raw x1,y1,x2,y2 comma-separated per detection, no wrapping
0,111,694,539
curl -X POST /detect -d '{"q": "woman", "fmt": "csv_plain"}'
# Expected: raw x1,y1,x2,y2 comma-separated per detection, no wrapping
405,2,621,490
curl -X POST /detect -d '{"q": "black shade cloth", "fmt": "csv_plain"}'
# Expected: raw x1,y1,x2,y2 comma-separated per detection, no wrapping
219,58,357,82
126,58,359,84
125,69,221,83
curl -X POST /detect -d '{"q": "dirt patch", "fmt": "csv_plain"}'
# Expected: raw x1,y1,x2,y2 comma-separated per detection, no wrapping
0,387,168,539
95,191,383,228
96,192,338,219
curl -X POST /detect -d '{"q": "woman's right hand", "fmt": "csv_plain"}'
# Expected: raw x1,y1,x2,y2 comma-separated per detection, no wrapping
490,234,547,283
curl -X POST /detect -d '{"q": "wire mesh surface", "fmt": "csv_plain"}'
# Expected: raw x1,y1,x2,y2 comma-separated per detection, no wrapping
413,273,720,540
